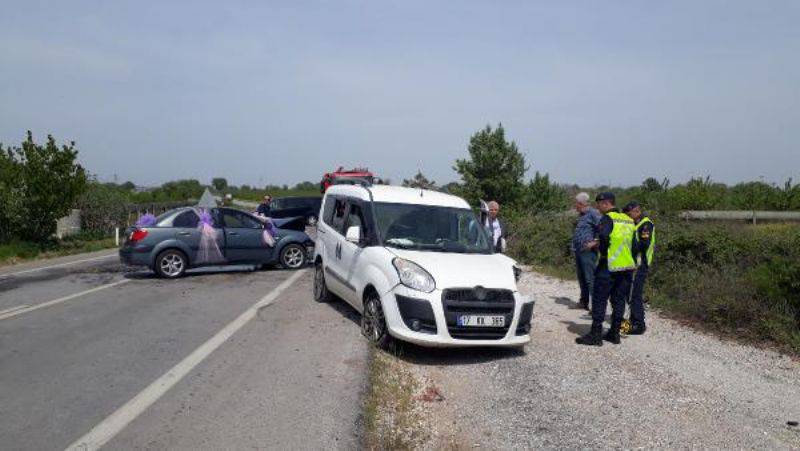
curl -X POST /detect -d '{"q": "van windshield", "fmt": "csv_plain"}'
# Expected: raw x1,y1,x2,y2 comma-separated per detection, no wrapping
373,202,492,254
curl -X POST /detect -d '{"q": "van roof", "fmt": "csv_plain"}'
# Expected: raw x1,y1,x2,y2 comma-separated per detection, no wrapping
325,184,470,209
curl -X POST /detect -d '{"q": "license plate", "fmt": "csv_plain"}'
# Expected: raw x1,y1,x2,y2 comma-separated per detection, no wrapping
457,315,505,327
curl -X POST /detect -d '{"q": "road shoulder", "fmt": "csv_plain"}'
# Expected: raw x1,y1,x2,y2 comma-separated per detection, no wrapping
368,270,800,449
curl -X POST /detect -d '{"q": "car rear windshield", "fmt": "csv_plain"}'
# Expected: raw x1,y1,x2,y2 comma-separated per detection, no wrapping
373,202,492,254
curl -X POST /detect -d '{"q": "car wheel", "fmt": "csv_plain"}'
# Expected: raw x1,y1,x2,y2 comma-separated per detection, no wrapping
155,249,187,278
313,262,333,302
280,243,307,269
362,291,392,348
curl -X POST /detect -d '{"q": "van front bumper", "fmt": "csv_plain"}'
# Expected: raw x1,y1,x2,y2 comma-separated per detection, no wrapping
382,285,535,348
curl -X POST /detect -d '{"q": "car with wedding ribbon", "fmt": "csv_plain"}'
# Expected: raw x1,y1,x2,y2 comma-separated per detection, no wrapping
119,207,314,278
313,183,534,348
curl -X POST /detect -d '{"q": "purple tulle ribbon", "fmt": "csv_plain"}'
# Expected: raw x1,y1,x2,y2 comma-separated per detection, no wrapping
198,210,213,227
135,213,157,227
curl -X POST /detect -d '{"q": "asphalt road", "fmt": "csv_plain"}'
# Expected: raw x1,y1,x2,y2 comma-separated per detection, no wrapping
0,251,367,450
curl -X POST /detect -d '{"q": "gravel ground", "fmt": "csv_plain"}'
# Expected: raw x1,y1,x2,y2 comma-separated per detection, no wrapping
393,270,800,449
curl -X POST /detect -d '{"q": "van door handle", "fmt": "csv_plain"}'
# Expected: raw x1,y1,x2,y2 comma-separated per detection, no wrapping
228,231,239,236
178,232,191,236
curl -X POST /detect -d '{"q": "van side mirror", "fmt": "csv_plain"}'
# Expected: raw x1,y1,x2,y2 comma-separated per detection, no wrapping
345,225,361,244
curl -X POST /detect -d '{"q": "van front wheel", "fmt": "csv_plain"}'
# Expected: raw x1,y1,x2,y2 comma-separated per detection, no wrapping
362,291,391,349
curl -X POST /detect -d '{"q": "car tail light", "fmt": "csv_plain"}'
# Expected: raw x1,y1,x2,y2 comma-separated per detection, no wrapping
130,229,149,242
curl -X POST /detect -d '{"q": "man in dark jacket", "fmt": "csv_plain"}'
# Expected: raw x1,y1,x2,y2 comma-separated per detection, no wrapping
484,200,509,253
256,195,272,217
576,192,636,346
623,201,653,335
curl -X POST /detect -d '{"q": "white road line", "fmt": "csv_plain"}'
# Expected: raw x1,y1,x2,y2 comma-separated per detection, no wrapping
0,304,29,316
65,269,307,451
0,280,131,321
0,253,117,279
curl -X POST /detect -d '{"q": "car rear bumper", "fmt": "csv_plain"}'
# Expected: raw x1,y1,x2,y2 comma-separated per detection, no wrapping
119,246,152,267
382,285,534,348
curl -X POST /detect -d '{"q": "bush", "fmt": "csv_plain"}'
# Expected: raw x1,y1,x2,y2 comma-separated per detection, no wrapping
0,132,87,243
77,182,130,234
507,213,800,354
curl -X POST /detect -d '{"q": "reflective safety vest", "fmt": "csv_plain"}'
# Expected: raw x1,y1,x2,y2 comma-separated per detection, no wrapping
636,216,655,266
607,211,637,272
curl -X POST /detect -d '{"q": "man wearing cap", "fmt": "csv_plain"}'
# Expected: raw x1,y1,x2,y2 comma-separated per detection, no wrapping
622,201,654,335
576,192,637,346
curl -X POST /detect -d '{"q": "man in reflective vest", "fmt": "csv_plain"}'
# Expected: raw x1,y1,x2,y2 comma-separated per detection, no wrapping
576,192,637,346
623,201,654,335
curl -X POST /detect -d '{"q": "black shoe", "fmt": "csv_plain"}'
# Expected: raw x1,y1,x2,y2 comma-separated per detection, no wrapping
603,330,621,344
576,332,603,346
628,324,647,335
579,300,589,310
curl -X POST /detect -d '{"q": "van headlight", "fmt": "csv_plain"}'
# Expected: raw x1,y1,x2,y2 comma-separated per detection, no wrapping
392,258,436,293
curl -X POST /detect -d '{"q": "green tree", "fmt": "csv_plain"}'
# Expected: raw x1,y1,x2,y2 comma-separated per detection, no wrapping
521,171,567,213
15,132,88,242
77,181,129,234
440,181,461,194
730,181,777,211
453,124,527,206
402,171,437,190
211,177,228,192
293,181,317,191
0,145,23,242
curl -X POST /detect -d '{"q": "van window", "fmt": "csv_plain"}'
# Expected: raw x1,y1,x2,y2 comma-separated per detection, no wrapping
330,198,348,234
322,197,335,225
345,203,364,231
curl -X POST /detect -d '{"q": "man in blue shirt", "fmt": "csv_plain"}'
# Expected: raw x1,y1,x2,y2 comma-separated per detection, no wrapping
572,192,602,310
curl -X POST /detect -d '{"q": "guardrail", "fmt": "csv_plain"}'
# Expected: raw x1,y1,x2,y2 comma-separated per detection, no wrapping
679,210,800,224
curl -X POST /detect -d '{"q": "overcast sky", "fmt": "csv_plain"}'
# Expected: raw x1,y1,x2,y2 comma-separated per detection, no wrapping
1,1,798,188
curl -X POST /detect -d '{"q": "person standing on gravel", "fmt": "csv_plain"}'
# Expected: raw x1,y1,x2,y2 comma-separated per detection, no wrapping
576,192,637,346
572,192,602,310
483,201,508,253
622,201,654,335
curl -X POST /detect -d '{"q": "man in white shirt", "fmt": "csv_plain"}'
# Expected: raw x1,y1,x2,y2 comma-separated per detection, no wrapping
483,200,508,253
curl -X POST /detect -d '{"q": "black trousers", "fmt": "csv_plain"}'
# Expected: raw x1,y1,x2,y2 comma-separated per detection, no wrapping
629,263,648,327
591,264,633,330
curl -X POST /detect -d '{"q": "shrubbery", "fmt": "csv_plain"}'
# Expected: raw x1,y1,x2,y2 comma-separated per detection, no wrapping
507,213,800,354
76,182,130,234
0,132,87,243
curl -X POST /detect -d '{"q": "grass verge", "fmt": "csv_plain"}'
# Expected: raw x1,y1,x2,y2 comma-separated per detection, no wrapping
0,235,117,267
363,347,428,450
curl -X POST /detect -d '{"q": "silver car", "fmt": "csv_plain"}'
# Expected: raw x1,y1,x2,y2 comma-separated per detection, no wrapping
119,207,314,278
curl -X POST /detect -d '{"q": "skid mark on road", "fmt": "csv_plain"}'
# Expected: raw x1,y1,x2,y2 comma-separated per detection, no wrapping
0,254,117,279
0,279,131,321
65,269,306,451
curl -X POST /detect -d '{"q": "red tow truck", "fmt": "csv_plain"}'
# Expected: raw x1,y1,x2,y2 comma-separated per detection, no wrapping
320,167,376,193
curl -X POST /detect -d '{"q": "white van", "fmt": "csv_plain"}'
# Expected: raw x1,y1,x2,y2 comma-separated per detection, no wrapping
313,184,534,348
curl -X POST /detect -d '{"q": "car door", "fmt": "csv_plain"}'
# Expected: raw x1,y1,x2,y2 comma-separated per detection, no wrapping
339,200,369,307
319,196,351,298
171,209,202,261
220,209,270,263
171,208,227,262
